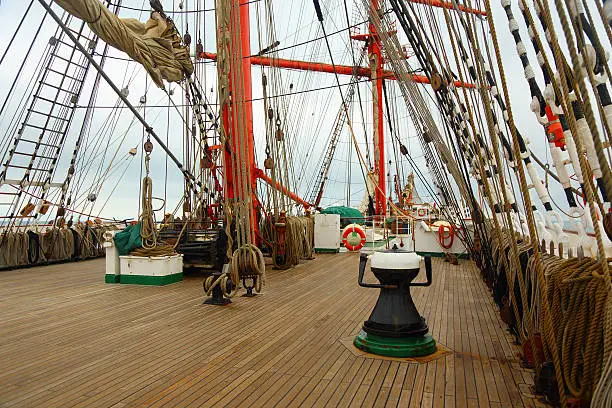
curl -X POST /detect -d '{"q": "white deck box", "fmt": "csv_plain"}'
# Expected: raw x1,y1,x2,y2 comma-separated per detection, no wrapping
314,213,341,253
118,253,183,285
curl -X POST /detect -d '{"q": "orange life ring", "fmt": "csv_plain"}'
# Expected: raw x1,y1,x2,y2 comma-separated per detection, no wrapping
342,225,366,251
417,208,427,217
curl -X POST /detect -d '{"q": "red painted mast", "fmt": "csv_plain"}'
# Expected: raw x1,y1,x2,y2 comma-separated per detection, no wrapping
223,0,259,242
211,1,482,221
370,0,386,216
239,0,259,241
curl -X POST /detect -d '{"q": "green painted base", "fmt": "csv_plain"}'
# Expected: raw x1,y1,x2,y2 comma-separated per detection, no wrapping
353,329,436,358
105,274,120,284
416,251,470,259
314,248,340,253
119,273,183,286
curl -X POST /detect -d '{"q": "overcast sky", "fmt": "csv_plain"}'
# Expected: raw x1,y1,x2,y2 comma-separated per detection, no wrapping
0,0,608,223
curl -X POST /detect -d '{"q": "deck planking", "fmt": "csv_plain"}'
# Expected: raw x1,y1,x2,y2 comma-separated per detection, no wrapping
0,253,539,407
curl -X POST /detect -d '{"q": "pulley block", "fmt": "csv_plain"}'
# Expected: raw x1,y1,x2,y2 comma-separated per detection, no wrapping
144,140,154,153
264,157,274,170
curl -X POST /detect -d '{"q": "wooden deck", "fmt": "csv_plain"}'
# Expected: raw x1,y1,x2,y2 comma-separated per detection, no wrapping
0,253,543,407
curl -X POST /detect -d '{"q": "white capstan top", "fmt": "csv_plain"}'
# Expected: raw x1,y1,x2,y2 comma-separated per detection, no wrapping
369,251,422,270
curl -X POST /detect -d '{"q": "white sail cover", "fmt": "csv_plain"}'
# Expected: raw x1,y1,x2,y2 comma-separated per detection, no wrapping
358,172,375,214
54,0,194,88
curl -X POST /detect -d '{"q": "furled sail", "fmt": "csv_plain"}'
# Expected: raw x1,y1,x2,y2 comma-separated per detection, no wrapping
358,172,376,214
53,0,194,88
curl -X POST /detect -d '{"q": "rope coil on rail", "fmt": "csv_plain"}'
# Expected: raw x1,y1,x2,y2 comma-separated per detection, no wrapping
0,222,116,268
488,223,611,403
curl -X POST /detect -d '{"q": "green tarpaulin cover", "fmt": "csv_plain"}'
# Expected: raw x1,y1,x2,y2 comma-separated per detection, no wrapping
113,222,143,255
321,206,364,227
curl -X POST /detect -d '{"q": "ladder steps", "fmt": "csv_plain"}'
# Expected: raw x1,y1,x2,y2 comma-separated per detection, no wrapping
17,138,60,148
65,26,95,42
6,164,51,172
39,81,79,96
53,54,89,71
56,36,96,50
32,95,73,108
12,151,56,160
46,67,83,83
22,123,63,134
0,17,98,198
27,108,70,122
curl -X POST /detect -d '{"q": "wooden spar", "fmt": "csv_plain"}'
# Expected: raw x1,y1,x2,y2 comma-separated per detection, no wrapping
254,168,311,209
199,52,476,89
408,0,487,16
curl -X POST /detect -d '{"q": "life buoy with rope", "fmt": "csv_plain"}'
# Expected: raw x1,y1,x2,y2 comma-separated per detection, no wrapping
438,224,454,249
417,208,427,217
342,224,366,251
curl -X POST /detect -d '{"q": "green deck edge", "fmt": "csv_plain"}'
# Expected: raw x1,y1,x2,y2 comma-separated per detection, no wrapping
105,274,120,284
361,236,396,249
416,251,470,259
314,248,340,253
354,329,436,357
119,273,183,286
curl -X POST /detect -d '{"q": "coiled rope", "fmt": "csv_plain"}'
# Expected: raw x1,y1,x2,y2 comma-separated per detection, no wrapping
130,154,175,257
230,243,266,291
543,256,611,401
273,216,314,269
591,295,612,407
139,174,156,249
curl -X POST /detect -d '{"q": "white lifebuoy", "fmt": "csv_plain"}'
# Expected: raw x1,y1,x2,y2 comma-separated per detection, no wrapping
417,208,427,217
342,224,366,251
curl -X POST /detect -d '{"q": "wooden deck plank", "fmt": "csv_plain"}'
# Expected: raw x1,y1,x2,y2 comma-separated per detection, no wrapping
384,363,407,408
324,358,368,407
0,255,533,407
311,356,356,407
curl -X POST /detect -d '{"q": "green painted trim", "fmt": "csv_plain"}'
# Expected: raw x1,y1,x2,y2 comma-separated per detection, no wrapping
362,236,397,249
119,273,183,286
354,329,436,357
105,274,120,284
416,251,445,258
314,248,340,253
416,251,469,259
